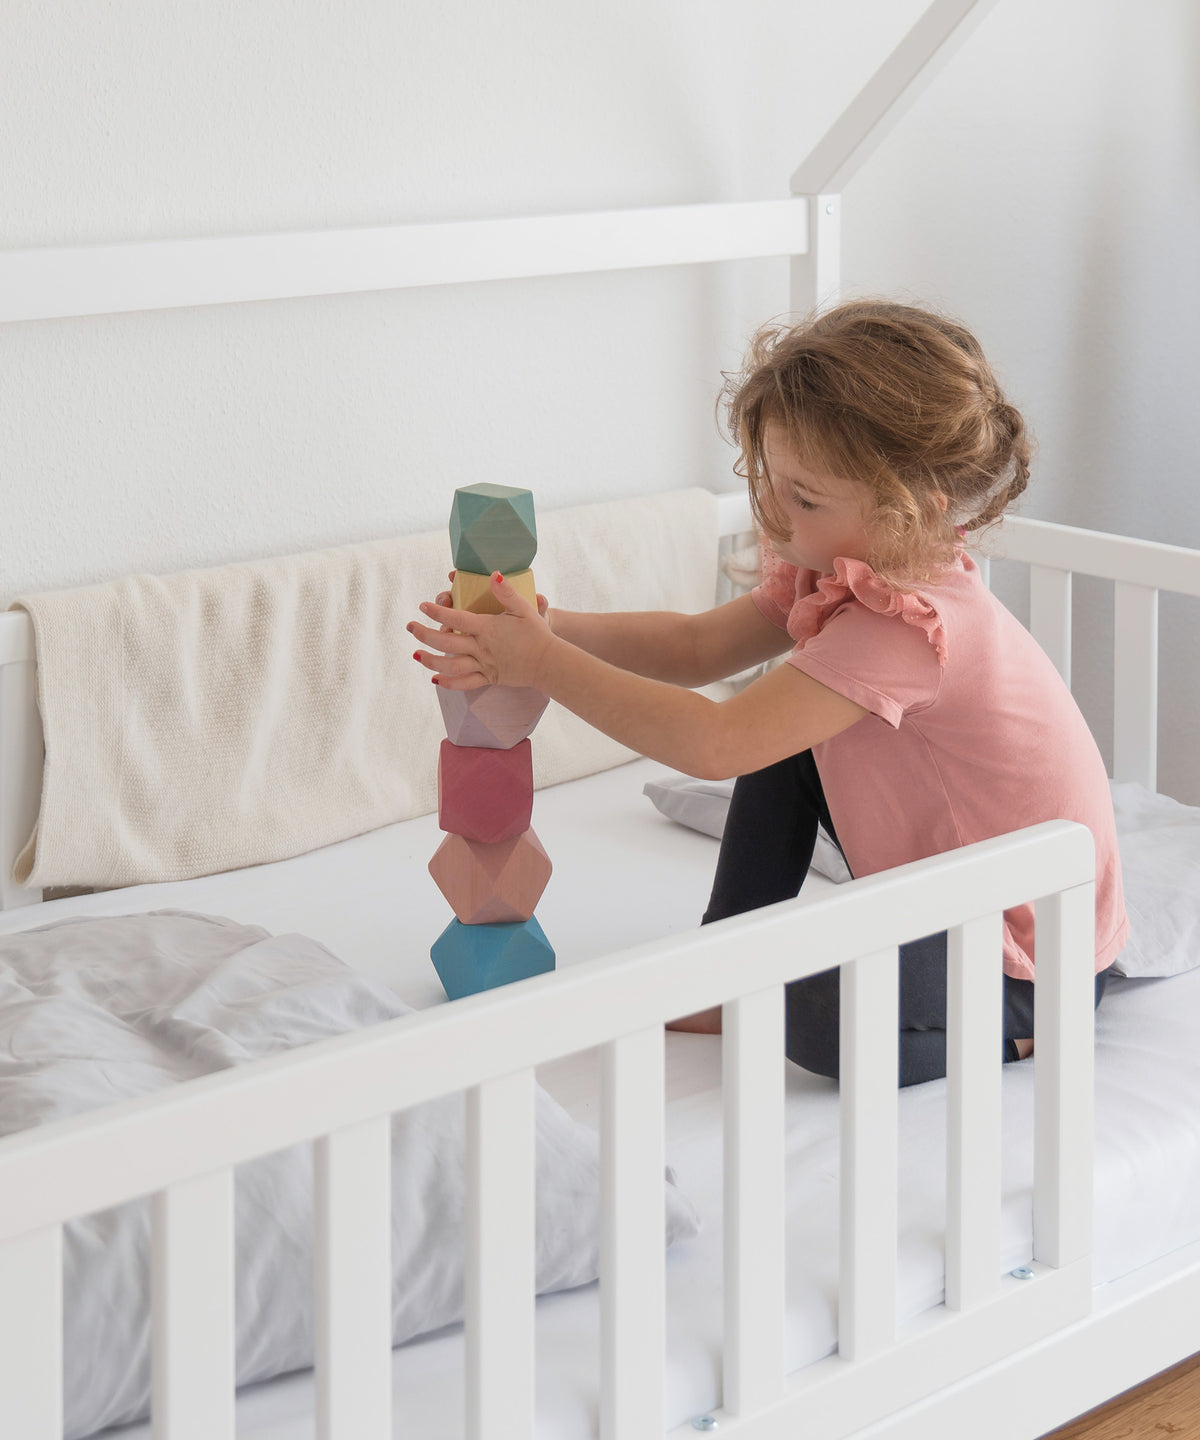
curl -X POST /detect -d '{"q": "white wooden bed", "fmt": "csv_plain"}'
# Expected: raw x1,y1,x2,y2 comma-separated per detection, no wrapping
2,3,1199,1437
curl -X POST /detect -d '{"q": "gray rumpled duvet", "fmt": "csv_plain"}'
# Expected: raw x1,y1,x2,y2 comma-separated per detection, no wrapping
0,910,700,1439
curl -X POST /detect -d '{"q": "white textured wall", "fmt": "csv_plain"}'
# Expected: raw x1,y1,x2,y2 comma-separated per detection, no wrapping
3,0,1197,797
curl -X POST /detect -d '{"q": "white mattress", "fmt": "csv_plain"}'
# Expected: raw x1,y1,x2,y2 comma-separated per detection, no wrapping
2,757,1198,1439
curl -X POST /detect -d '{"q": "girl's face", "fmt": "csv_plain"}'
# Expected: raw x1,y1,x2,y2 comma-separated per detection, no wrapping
761,427,878,574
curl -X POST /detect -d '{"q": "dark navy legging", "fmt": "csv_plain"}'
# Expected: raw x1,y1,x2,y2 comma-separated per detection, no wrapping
701,750,1109,1088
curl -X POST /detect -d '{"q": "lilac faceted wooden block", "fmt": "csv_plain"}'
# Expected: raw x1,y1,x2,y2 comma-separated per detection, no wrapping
437,738,532,843
431,915,555,1000
428,828,552,924
437,683,549,749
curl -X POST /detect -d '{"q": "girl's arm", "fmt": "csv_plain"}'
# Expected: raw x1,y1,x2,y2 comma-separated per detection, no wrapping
433,573,791,686
409,575,865,780
548,593,791,687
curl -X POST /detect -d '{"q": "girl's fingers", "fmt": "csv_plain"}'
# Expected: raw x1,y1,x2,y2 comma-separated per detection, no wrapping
420,600,480,631
430,670,490,692
489,572,537,616
418,651,481,678
408,619,474,651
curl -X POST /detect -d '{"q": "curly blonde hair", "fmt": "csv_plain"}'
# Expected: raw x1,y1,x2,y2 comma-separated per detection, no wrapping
721,299,1033,585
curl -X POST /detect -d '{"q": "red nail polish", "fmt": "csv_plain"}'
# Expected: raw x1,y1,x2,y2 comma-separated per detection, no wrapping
431,676,439,685
413,650,423,662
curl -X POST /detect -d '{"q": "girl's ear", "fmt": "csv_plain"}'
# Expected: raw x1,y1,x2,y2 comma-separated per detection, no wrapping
934,492,950,514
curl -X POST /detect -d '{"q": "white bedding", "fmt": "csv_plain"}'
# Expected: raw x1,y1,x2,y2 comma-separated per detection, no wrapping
2,757,1198,1439
0,909,699,1439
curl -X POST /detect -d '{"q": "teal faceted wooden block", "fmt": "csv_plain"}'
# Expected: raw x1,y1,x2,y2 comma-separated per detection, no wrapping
431,915,555,1000
449,483,537,575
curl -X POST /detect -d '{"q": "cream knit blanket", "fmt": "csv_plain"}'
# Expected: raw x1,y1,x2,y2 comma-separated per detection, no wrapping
7,488,719,891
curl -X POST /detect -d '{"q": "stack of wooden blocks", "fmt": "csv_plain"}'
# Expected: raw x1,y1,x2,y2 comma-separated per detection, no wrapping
428,483,556,1000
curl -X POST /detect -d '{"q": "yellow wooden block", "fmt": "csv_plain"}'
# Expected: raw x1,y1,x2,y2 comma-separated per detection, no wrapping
452,567,537,616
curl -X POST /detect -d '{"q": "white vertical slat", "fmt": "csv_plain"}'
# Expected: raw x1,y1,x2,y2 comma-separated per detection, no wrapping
1029,565,1072,687
1113,581,1158,789
0,1225,62,1439
466,1070,536,1440
600,1026,665,1440
945,914,1003,1310
314,1117,393,1440
722,986,786,1415
790,192,841,316
1033,884,1096,1271
151,1169,236,1440
839,949,899,1361
0,652,44,911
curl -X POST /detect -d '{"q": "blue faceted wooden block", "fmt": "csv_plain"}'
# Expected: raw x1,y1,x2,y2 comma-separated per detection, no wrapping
449,483,538,575
430,915,555,1000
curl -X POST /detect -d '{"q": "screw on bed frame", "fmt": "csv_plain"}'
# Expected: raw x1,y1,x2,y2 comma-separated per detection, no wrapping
1010,1266,1035,1280
691,1418,719,1432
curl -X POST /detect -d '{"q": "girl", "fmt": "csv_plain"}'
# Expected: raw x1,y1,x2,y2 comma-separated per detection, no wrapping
407,299,1127,1087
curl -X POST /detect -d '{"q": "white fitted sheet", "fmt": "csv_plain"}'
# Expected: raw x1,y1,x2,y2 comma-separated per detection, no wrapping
3,757,1198,1439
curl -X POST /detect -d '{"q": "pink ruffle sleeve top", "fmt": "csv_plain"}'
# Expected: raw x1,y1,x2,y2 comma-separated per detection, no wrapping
752,545,1128,980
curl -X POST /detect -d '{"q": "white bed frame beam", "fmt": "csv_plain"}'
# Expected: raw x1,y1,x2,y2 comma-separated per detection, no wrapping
0,201,808,324
789,0,1002,316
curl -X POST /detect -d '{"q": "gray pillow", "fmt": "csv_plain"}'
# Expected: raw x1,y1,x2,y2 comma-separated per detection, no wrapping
642,773,851,882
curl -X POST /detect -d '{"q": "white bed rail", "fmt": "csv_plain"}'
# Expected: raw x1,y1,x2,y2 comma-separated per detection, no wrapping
0,816,1095,1440
987,516,1200,793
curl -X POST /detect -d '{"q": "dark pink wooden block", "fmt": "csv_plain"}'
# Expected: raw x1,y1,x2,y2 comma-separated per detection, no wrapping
428,828,552,924
437,738,533,843
437,684,549,749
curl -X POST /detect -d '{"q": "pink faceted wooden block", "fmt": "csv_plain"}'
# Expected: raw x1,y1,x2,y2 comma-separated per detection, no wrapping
438,738,532,843
437,683,549,749
428,828,551,924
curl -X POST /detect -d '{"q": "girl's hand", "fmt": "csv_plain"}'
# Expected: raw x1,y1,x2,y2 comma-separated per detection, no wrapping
409,572,556,691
